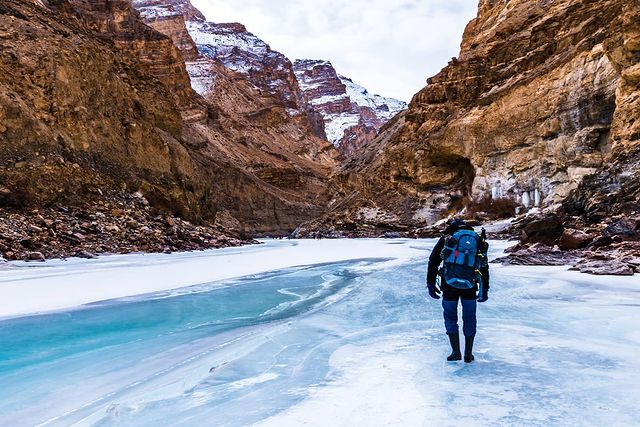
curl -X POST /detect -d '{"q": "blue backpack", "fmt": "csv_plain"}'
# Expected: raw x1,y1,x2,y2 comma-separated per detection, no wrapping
440,229,486,289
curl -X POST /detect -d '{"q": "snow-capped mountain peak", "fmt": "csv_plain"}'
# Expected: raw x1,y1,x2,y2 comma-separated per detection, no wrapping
133,0,406,155
133,0,205,21
294,59,406,154
186,21,303,110
340,76,406,118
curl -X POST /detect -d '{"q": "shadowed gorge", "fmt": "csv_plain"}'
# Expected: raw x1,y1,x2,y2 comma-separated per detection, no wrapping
0,0,343,259
1,0,639,263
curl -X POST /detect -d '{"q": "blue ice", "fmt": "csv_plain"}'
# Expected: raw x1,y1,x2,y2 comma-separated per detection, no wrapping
0,239,638,426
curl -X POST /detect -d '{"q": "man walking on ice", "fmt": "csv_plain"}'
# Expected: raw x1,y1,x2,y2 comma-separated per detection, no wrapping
426,218,490,363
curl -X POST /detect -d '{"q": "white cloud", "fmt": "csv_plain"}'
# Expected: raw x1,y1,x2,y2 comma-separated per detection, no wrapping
190,0,478,102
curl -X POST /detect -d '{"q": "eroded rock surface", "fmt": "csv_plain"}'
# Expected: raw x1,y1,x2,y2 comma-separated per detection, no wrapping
0,0,339,264
495,211,640,275
137,1,406,154
300,0,639,239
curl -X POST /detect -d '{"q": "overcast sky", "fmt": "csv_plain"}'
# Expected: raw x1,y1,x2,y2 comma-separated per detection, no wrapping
190,0,478,102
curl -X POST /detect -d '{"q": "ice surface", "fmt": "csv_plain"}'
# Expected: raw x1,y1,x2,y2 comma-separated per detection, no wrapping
0,239,638,426
0,239,423,318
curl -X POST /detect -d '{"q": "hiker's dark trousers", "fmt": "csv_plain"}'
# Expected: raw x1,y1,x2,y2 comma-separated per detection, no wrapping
441,285,477,337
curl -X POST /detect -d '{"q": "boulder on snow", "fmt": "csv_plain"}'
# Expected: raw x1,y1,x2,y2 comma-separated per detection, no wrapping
521,215,564,245
25,251,45,262
572,259,635,276
76,250,96,259
558,229,594,250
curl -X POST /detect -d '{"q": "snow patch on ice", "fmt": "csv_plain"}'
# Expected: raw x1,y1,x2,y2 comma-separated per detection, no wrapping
256,339,428,426
229,372,279,390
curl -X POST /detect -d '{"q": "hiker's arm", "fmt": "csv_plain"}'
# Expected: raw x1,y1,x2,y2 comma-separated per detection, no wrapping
479,240,490,290
426,237,444,285
480,265,490,290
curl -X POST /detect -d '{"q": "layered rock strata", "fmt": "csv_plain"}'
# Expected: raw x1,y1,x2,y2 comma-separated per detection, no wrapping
0,0,338,264
298,0,638,240
131,0,341,233
496,2,640,275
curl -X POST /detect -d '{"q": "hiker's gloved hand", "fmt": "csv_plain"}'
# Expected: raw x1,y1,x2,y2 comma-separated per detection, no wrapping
427,282,441,300
477,289,489,303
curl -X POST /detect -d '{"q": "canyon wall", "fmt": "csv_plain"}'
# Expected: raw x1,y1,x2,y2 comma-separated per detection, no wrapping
136,0,406,156
298,0,638,236
0,0,338,243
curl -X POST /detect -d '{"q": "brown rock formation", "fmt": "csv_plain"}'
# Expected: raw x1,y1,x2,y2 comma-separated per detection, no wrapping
1,0,191,215
299,0,639,237
134,2,200,61
131,0,340,234
140,4,404,152
0,0,339,259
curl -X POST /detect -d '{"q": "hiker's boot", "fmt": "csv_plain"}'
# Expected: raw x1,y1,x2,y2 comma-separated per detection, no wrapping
446,333,462,361
464,335,475,363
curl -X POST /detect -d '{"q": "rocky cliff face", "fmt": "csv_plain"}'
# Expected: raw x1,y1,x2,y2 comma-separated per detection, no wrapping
1,0,187,210
131,0,340,232
0,0,339,262
298,0,638,237
133,0,202,61
294,60,406,156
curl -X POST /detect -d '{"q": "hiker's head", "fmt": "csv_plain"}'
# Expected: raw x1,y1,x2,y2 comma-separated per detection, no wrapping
444,218,466,234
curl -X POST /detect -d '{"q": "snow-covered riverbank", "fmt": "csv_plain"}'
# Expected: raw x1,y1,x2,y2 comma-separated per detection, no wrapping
0,239,434,319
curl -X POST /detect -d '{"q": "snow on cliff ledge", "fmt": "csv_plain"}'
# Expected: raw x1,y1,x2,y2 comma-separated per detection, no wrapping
133,0,406,152
294,59,406,149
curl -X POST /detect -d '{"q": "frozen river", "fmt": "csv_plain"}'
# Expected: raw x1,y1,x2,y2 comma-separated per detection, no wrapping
0,239,638,426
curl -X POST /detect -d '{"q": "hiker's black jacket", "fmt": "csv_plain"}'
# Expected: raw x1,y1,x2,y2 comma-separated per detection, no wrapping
426,224,490,290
